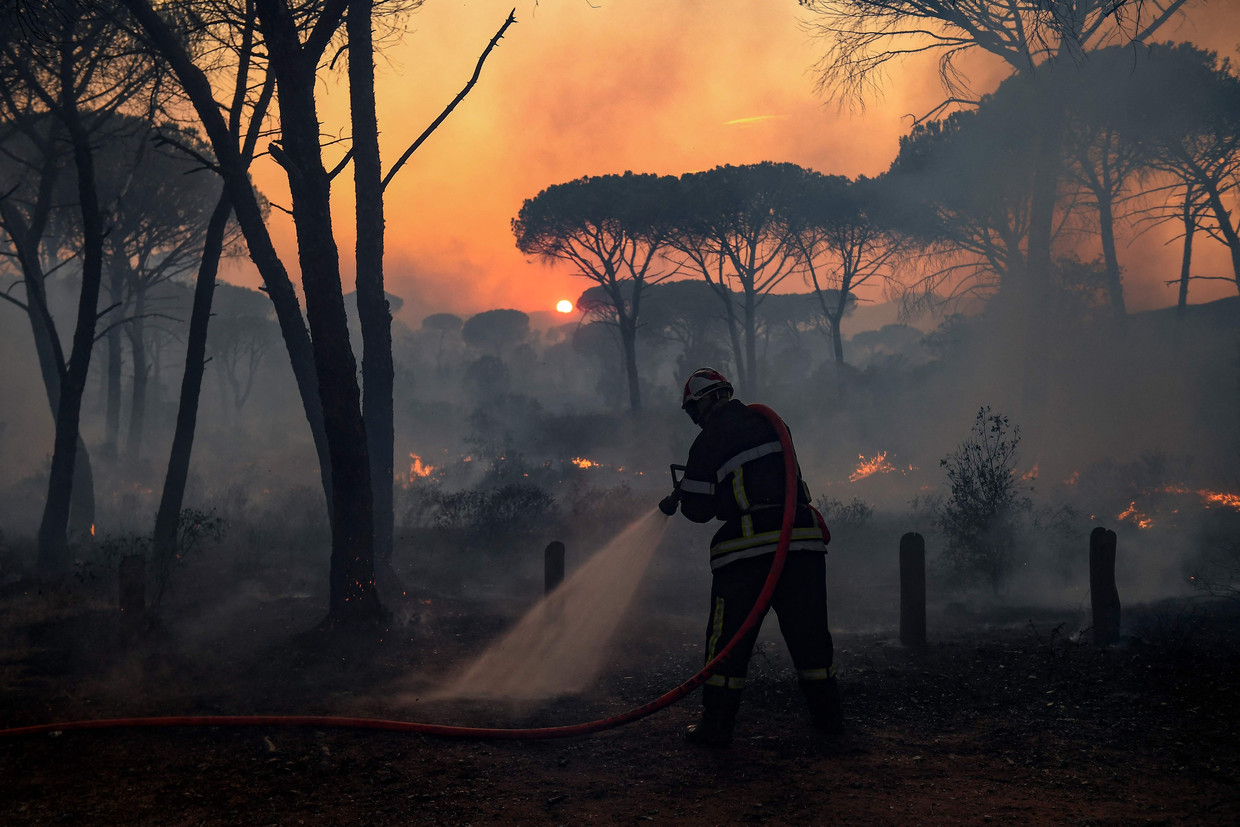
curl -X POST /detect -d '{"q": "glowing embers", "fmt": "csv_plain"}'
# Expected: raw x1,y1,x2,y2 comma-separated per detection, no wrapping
408,453,437,479
570,457,602,469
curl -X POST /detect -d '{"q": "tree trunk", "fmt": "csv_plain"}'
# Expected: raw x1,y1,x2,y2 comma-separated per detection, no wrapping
1,207,97,541
715,286,746,392
104,259,124,458
743,290,758,396
1200,178,1240,295
1177,186,1195,317
154,194,231,558
350,0,396,580
119,0,337,526
68,438,95,540
619,315,641,411
151,335,164,411
1022,90,1065,410
38,39,106,570
261,0,382,623
829,311,845,366
125,296,147,462
1097,191,1126,318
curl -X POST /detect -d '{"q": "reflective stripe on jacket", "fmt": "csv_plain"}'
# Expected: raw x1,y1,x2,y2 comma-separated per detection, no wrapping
678,399,827,570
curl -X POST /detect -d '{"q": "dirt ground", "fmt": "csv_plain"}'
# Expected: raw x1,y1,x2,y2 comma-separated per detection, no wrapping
1,581,1238,826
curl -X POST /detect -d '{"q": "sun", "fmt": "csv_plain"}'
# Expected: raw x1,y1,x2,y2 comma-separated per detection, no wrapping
556,299,573,313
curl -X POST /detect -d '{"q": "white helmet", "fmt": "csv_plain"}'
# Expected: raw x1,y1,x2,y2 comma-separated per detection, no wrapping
681,367,733,422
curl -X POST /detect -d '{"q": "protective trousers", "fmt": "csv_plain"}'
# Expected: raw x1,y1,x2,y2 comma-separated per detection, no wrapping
701,550,840,735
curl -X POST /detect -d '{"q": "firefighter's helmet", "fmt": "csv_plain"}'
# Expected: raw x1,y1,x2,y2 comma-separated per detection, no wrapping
681,367,733,410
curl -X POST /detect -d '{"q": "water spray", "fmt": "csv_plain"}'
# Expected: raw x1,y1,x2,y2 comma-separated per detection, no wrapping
0,404,800,742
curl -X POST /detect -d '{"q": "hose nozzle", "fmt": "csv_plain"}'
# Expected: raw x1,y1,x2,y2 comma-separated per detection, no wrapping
660,464,686,515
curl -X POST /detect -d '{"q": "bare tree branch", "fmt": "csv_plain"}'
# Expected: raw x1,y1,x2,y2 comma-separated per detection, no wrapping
381,9,515,191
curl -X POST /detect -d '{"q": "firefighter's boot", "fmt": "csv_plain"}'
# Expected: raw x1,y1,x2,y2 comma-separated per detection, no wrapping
684,685,742,747
800,675,844,737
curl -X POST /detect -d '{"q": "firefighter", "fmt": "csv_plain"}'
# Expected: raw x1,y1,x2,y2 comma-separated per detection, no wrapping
659,367,842,747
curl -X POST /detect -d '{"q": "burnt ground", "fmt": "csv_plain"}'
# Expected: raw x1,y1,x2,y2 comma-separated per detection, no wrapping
1,582,1238,826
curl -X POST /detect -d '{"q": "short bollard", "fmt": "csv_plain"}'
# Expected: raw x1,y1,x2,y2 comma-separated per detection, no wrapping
899,532,926,648
1090,527,1120,646
544,541,565,596
118,554,145,620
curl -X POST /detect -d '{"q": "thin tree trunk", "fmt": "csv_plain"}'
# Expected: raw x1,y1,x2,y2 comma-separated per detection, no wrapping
104,259,124,458
619,315,641,411
725,312,745,391
1,205,96,540
350,0,396,581
38,35,106,570
743,290,758,396
1022,92,1065,410
830,304,845,366
125,297,147,462
68,438,95,539
1177,186,1195,317
154,194,232,558
120,0,337,526
1097,192,1126,318
1200,179,1240,295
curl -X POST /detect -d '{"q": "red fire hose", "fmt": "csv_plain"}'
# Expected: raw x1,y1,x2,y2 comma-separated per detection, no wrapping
0,404,802,741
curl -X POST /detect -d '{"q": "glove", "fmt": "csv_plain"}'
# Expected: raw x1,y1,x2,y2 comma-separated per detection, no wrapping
658,491,680,516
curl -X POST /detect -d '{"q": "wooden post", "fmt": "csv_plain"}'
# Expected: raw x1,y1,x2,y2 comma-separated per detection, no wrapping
118,554,145,620
899,532,926,648
1090,527,1120,646
544,540,565,596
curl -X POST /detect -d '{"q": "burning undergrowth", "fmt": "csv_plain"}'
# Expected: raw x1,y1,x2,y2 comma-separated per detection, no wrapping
808,406,1240,627
393,444,656,606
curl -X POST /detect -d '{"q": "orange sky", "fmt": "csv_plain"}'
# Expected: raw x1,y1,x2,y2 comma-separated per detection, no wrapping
227,0,1240,326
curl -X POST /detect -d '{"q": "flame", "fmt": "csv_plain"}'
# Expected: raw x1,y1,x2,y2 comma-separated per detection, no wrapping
1199,488,1240,510
1117,501,1154,530
90,523,95,537
1020,463,1039,481
570,457,602,469
850,452,895,482
1137,484,1240,513
1157,484,1240,511
408,453,436,478
1063,471,1080,486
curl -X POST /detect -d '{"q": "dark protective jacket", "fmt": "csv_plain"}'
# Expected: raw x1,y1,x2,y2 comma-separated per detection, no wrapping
678,399,828,570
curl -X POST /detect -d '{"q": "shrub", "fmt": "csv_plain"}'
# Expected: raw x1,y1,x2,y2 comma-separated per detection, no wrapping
77,508,226,616
814,496,874,534
1188,510,1240,601
936,407,1031,592
151,509,226,612
405,482,557,555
